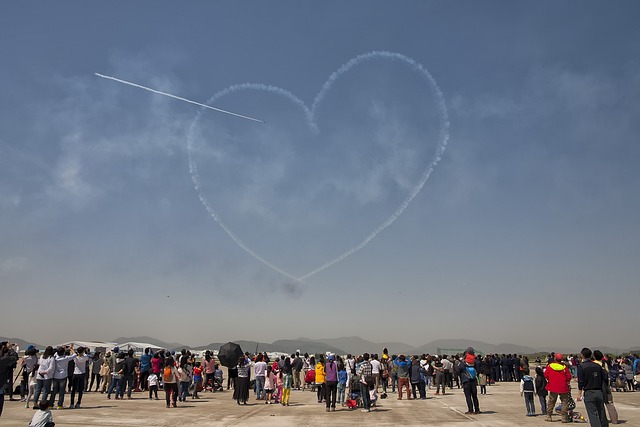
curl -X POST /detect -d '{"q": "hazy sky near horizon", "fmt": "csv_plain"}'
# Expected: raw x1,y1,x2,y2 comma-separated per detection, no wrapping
2,1,639,350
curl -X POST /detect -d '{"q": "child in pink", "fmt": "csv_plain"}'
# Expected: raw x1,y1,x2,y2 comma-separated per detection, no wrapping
274,370,284,404
264,366,275,404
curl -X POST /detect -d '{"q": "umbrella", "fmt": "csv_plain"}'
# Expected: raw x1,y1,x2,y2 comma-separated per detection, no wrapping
218,342,244,368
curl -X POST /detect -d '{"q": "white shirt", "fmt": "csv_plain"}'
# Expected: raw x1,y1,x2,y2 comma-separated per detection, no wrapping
30,409,54,427
370,359,381,374
36,357,55,380
73,355,89,375
254,361,267,377
148,374,158,387
53,354,77,379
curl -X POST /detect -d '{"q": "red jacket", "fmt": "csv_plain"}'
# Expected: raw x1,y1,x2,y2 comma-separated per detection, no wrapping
544,362,571,393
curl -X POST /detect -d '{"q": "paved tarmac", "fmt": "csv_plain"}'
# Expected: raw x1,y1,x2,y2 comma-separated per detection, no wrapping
2,380,639,426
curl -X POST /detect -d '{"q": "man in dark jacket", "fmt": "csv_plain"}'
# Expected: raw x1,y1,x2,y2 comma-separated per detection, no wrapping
576,348,609,427
456,347,481,415
0,341,19,418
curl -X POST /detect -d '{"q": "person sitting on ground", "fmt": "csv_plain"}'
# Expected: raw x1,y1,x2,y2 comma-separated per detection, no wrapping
29,400,55,427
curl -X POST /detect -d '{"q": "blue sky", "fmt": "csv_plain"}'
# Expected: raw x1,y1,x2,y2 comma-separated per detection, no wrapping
1,1,639,350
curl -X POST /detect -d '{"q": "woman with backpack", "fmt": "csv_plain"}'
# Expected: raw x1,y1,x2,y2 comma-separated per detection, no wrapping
162,357,179,408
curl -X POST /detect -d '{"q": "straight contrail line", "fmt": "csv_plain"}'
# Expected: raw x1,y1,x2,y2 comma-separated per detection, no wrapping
94,73,265,123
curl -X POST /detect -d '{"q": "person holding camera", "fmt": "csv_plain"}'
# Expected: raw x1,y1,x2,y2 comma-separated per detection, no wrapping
0,341,19,417
21,345,39,402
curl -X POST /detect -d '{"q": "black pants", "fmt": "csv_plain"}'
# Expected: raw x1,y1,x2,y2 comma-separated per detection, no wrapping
463,380,480,413
325,381,337,408
140,371,149,390
70,374,85,406
149,385,158,399
164,382,178,406
89,373,101,391
316,383,325,402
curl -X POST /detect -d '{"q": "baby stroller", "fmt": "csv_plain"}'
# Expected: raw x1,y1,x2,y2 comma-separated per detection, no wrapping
205,375,224,392
304,369,316,391
611,367,627,392
346,377,362,410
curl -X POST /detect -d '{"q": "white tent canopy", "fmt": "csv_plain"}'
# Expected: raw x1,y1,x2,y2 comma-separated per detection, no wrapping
118,342,163,353
56,341,117,352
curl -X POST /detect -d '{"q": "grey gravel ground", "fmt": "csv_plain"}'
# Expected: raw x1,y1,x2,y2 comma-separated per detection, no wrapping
2,379,639,426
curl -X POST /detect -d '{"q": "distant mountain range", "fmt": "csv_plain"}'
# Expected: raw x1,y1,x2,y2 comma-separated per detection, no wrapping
109,336,640,357
0,337,41,350
5,335,638,357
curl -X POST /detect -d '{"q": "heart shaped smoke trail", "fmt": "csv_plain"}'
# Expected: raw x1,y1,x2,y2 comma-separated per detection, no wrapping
187,51,450,285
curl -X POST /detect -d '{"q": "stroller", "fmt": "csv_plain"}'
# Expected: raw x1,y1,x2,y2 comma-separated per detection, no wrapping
611,365,627,392
304,369,316,391
205,374,224,392
346,377,362,410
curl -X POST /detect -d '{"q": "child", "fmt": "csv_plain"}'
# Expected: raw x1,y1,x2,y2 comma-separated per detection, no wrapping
177,361,192,402
282,366,292,406
520,374,536,416
148,371,159,400
264,366,275,404
192,362,202,399
29,400,55,427
369,386,378,408
478,370,487,395
274,369,284,404
534,367,547,416
337,364,348,407
25,370,37,408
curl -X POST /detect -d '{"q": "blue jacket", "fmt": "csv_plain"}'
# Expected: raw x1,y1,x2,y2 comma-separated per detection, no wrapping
338,370,348,385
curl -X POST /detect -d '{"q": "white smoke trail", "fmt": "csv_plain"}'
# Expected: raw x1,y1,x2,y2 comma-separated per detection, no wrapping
186,51,450,284
94,73,265,123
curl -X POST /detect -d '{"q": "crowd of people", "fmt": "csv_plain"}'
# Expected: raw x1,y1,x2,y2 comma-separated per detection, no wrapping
1,340,638,427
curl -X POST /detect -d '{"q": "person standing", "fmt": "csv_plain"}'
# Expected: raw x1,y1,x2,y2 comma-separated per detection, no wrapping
292,352,303,390
0,341,19,417
544,353,572,423
593,350,618,425
162,357,179,408
370,354,381,392
254,354,267,400
202,351,215,392
441,355,453,389
315,355,326,403
432,356,446,395
123,349,138,399
576,348,609,427
281,357,293,406
324,355,338,412
89,352,102,392
457,348,480,415
33,347,55,409
235,356,250,405
394,355,411,400
356,353,373,412
535,366,548,415
139,348,152,392
69,347,89,408
20,346,39,402
50,346,77,409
